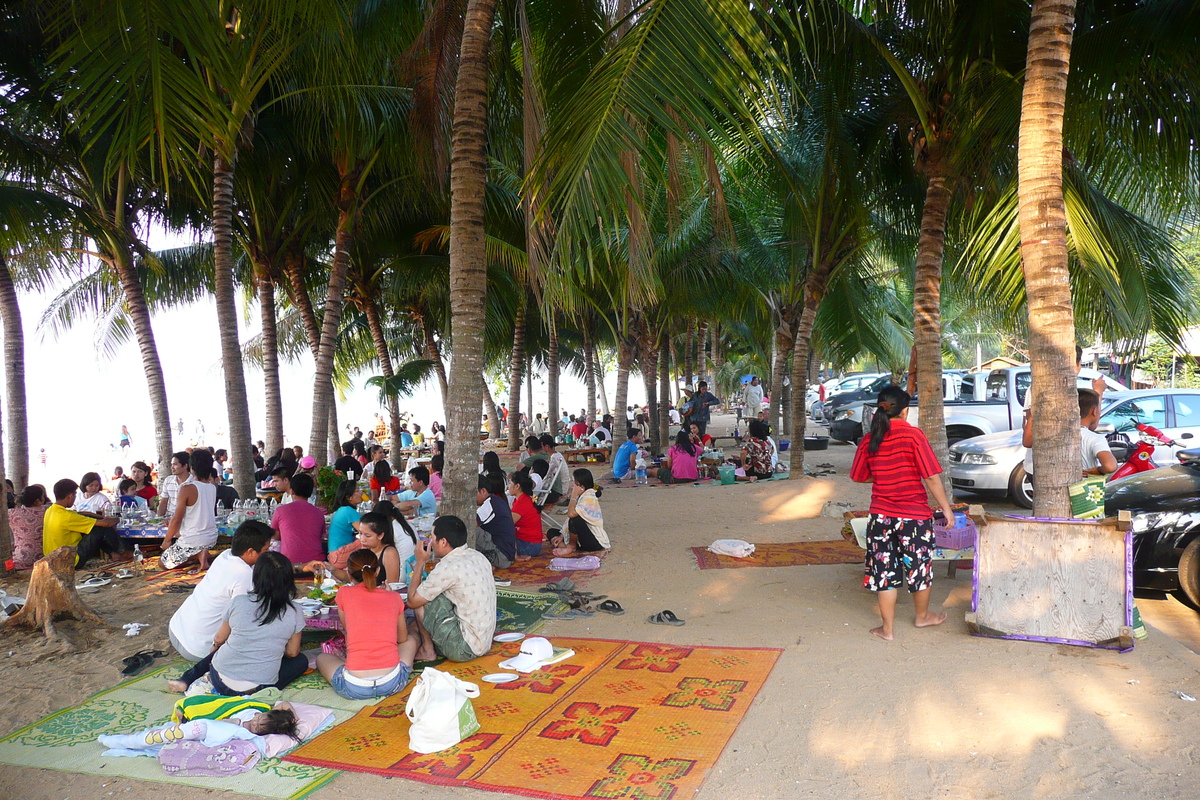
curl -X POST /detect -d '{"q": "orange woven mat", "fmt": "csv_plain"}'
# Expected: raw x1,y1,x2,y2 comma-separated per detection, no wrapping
691,540,863,569
284,637,780,799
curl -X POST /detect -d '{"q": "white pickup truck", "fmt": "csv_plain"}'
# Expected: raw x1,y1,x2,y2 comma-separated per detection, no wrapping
853,365,1126,446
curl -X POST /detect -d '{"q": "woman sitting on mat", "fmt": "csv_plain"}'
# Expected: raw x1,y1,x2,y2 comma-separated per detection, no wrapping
508,469,544,561
741,419,775,481
551,468,610,556
167,551,307,695
317,549,417,700
302,511,404,588
659,428,701,484
326,479,361,552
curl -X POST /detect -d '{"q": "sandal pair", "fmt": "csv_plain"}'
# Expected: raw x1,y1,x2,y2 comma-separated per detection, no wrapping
647,610,685,626
121,649,168,676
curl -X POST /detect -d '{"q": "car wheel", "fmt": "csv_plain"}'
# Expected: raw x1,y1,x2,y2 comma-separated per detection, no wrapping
1008,464,1033,509
1179,538,1200,609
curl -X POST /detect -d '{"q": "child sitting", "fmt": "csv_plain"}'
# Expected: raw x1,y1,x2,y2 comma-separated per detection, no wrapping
117,478,148,509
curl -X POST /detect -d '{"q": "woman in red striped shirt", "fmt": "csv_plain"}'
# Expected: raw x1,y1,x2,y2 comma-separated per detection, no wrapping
850,386,955,641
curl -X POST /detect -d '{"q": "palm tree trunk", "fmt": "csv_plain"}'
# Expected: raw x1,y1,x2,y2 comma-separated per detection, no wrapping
0,404,10,571
327,392,340,464
213,153,254,497
507,299,526,451
547,316,560,436
363,297,403,444
913,165,953,491
284,250,321,355
657,339,671,452
614,334,632,420
641,342,660,450
417,317,449,414
583,328,597,423
309,178,357,461
1019,0,1080,518
684,320,695,392
256,268,284,455
444,0,499,522
482,380,501,440
709,322,722,385
0,255,28,491
770,320,793,435
595,351,610,417
789,294,822,474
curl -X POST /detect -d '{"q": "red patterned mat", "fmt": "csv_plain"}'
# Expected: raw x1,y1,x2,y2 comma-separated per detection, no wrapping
691,540,864,569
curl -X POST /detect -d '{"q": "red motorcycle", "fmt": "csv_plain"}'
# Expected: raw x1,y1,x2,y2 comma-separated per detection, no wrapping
1109,423,1179,481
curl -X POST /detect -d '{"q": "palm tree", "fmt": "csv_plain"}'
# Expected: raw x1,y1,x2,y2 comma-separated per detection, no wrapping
443,0,501,520
1017,0,1079,517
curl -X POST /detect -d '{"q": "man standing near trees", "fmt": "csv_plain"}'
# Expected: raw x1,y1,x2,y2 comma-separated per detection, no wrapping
690,381,722,438
742,376,765,420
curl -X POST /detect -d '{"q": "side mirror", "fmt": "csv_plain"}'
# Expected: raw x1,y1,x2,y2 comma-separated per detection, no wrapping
1094,423,1115,434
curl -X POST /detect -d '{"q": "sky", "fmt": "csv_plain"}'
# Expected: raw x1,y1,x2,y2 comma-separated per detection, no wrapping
13,228,647,488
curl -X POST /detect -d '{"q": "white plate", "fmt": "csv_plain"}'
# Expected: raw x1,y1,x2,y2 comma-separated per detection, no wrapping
75,578,111,590
493,632,525,643
482,673,520,684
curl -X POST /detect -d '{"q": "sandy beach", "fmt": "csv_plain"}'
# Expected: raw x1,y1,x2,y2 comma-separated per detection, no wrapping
3,414,1199,799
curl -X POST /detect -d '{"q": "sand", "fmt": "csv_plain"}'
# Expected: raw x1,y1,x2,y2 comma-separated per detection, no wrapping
3,413,1199,799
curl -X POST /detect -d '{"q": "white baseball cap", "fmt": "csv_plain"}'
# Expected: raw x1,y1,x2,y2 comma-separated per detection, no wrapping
498,636,554,673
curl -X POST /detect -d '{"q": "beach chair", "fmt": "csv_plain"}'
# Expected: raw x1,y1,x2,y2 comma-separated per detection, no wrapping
533,458,567,533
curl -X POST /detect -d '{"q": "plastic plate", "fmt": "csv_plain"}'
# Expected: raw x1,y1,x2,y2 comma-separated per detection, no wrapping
482,673,520,684
493,632,525,643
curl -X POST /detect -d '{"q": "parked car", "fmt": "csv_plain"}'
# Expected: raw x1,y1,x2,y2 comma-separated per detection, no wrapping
947,388,1200,508
828,370,970,443
810,373,886,423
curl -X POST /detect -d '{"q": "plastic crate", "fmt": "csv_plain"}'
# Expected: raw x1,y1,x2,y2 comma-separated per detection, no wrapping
934,515,977,550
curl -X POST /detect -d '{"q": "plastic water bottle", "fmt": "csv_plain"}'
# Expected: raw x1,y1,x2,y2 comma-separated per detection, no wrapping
133,544,144,565
635,454,648,486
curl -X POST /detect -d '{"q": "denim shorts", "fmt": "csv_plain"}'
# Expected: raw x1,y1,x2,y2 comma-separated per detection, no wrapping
330,662,411,700
515,539,543,557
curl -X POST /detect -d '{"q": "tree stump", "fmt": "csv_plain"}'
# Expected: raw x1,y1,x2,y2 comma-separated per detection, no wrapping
4,546,105,640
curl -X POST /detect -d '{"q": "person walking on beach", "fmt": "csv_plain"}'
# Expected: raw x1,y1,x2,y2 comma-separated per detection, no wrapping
850,386,954,642
119,425,131,453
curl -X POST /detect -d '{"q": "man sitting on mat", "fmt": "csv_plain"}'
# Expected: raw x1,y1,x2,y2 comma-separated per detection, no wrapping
406,515,496,663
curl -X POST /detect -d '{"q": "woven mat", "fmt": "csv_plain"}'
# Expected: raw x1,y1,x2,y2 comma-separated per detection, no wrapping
496,545,606,590
284,637,781,799
0,662,378,799
496,587,567,636
691,540,864,569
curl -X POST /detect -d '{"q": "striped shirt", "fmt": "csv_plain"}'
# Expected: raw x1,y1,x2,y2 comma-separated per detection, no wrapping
849,418,941,520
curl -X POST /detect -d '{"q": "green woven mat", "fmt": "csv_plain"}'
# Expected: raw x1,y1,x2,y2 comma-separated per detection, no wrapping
0,662,377,799
496,586,567,634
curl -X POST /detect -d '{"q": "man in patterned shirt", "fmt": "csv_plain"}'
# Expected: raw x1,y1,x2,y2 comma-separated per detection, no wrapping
406,515,497,662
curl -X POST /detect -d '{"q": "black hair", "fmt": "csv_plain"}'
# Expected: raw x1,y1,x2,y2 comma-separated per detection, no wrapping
272,463,295,479
19,484,47,507
342,441,354,455
529,459,548,478
479,473,504,496
80,471,102,492
190,449,216,481
747,419,769,440
214,449,227,461
573,468,602,498
482,451,502,474
250,552,297,626
333,479,358,510
408,465,430,485
539,433,555,449
626,427,640,440
432,514,468,548
231,520,274,556
374,460,393,485
172,451,191,468
53,478,78,501
256,708,300,741
510,469,534,496
435,440,445,455
371,500,415,545
674,428,696,456
289,472,315,499
868,386,911,454
1078,387,1101,419
1075,344,1084,364
118,478,138,494
429,454,444,474
525,436,543,451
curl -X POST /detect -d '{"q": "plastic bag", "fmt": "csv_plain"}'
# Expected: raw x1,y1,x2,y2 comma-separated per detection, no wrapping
707,539,756,558
405,667,481,753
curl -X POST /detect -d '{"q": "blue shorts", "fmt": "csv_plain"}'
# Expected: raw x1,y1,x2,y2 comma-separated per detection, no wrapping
515,539,543,557
329,662,411,700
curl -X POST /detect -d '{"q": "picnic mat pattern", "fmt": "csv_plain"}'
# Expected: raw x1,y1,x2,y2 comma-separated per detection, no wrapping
498,546,606,590
284,637,781,800
690,540,863,570
0,661,378,799
497,587,567,635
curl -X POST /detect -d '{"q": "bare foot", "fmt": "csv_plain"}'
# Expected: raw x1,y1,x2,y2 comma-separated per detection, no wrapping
869,626,894,641
515,555,531,562
414,646,437,662
166,679,188,693
915,611,948,628
552,547,576,557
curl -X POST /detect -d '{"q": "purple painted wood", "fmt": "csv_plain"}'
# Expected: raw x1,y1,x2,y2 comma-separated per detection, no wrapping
972,630,1130,652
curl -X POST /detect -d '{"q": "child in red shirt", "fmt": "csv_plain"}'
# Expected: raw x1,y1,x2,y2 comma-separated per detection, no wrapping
850,386,955,642
508,470,544,561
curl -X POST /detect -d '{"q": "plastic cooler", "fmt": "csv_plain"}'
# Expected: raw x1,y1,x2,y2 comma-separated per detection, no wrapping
717,465,736,485
934,512,977,549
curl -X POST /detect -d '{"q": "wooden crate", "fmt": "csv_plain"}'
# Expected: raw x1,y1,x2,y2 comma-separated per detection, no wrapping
966,511,1133,651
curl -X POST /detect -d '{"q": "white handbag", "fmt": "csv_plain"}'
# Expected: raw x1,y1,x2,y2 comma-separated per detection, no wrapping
404,667,481,754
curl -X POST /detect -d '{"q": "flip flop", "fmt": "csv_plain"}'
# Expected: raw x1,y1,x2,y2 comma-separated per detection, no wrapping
539,579,576,594
120,649,168,676
115,568,136,579
75,576,111,590
412,656,447,675
648,610,685,626
542,608,595,620
597,600,626,616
